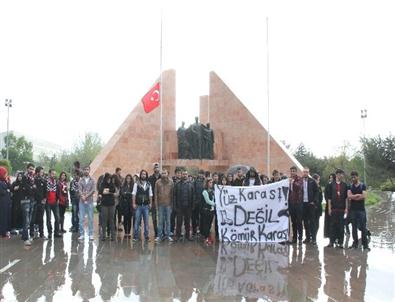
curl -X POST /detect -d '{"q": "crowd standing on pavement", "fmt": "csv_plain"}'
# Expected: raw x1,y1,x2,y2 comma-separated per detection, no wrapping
0,162,370,251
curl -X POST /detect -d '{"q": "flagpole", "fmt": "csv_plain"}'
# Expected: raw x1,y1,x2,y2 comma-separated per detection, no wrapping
160,9,163,169
266,17,270,177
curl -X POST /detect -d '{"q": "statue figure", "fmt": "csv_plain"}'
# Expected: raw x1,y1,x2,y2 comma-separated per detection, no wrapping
177,118,214,160
177,121,190,159
190,117,202,159
204,123,214,159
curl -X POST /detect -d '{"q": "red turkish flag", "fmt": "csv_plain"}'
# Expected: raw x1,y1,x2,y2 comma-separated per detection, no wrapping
141,82,160,113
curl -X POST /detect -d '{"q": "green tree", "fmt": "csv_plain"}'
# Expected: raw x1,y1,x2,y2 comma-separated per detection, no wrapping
72,133,103,168
1,133,33,172
35,132,103,175
293,143,326,176
361,135,395,187
36,153,60,171
0,159,12,174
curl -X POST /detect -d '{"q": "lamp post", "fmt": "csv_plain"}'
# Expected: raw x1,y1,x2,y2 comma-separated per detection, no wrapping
361,109,367,185
5,99,13,161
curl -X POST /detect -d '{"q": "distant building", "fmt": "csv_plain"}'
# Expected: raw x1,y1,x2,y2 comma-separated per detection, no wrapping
0,131,63,161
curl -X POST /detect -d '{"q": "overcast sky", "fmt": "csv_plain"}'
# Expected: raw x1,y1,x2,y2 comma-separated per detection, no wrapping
0,0,394,158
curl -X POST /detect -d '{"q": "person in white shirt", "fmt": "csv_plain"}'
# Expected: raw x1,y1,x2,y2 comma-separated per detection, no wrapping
132,170,153,242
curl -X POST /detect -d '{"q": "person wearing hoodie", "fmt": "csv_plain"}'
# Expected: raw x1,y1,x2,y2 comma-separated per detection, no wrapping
0,166,12,238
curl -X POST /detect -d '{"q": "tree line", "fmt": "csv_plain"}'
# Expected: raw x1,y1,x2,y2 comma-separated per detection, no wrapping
293,135,395,191
1,132,394,191
0,132,103,176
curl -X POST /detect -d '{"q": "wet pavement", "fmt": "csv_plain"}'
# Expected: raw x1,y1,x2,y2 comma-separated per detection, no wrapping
0,193,394,301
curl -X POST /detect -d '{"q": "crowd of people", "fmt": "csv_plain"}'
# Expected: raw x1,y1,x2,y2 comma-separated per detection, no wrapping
0,161,370,250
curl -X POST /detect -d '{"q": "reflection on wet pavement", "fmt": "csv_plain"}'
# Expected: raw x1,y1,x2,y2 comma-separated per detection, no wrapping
0,194,394,301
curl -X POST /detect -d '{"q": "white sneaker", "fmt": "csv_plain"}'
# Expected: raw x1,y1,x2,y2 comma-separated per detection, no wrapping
78,236,84,241
89,236,94,241
24,240,32,246
168,237,174,242
154,237,161,242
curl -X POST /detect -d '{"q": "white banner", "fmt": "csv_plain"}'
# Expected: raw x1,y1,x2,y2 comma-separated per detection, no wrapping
214,243,289,299
215,179,289,243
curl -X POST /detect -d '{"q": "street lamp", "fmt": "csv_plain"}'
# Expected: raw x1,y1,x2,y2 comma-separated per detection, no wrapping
5,99,13,161
361,109,367,185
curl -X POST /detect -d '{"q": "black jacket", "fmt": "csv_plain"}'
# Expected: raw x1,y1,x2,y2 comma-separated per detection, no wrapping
329,181,348,210
69,179,80,201
232,177,245,186
316,185,323,216
302,177,319,206
11,180,24,203
21,174,36,200
99,183,116,207
119,183,133,216
34,176,47,202
194,177,205,207
174,180,194,209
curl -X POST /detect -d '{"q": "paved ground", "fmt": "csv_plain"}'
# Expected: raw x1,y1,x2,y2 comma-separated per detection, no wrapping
0,193,394,301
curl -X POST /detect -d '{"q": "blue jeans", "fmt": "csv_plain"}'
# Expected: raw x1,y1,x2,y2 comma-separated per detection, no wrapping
134,205,149,239
158,205,172,238
21,199,34,241
79,202,94,237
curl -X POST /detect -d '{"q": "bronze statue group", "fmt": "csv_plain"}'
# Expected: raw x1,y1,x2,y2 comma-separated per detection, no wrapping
0,160,370,251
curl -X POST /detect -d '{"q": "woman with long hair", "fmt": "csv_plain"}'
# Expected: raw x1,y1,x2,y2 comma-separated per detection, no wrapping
324,173,336,238
226,173,234,186
11,172,24,232
119,174,134,238
243,167,262,186
57,171,69,233
200,178,215,245
99,173,116,241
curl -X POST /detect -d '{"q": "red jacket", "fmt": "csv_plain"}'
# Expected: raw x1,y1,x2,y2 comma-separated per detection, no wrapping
57,181,69,206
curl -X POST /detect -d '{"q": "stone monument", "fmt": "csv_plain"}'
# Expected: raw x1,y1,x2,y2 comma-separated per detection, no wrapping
90,70,302,180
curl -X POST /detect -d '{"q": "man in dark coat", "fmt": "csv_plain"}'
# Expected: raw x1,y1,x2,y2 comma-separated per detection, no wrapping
174,170,195,241
327,169,349,248
301,167,319,245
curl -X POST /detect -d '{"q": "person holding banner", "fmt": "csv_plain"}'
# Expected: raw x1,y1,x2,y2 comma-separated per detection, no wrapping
288,166,304,244
242,167,262,186
200,178,215,245
232,168,245,186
